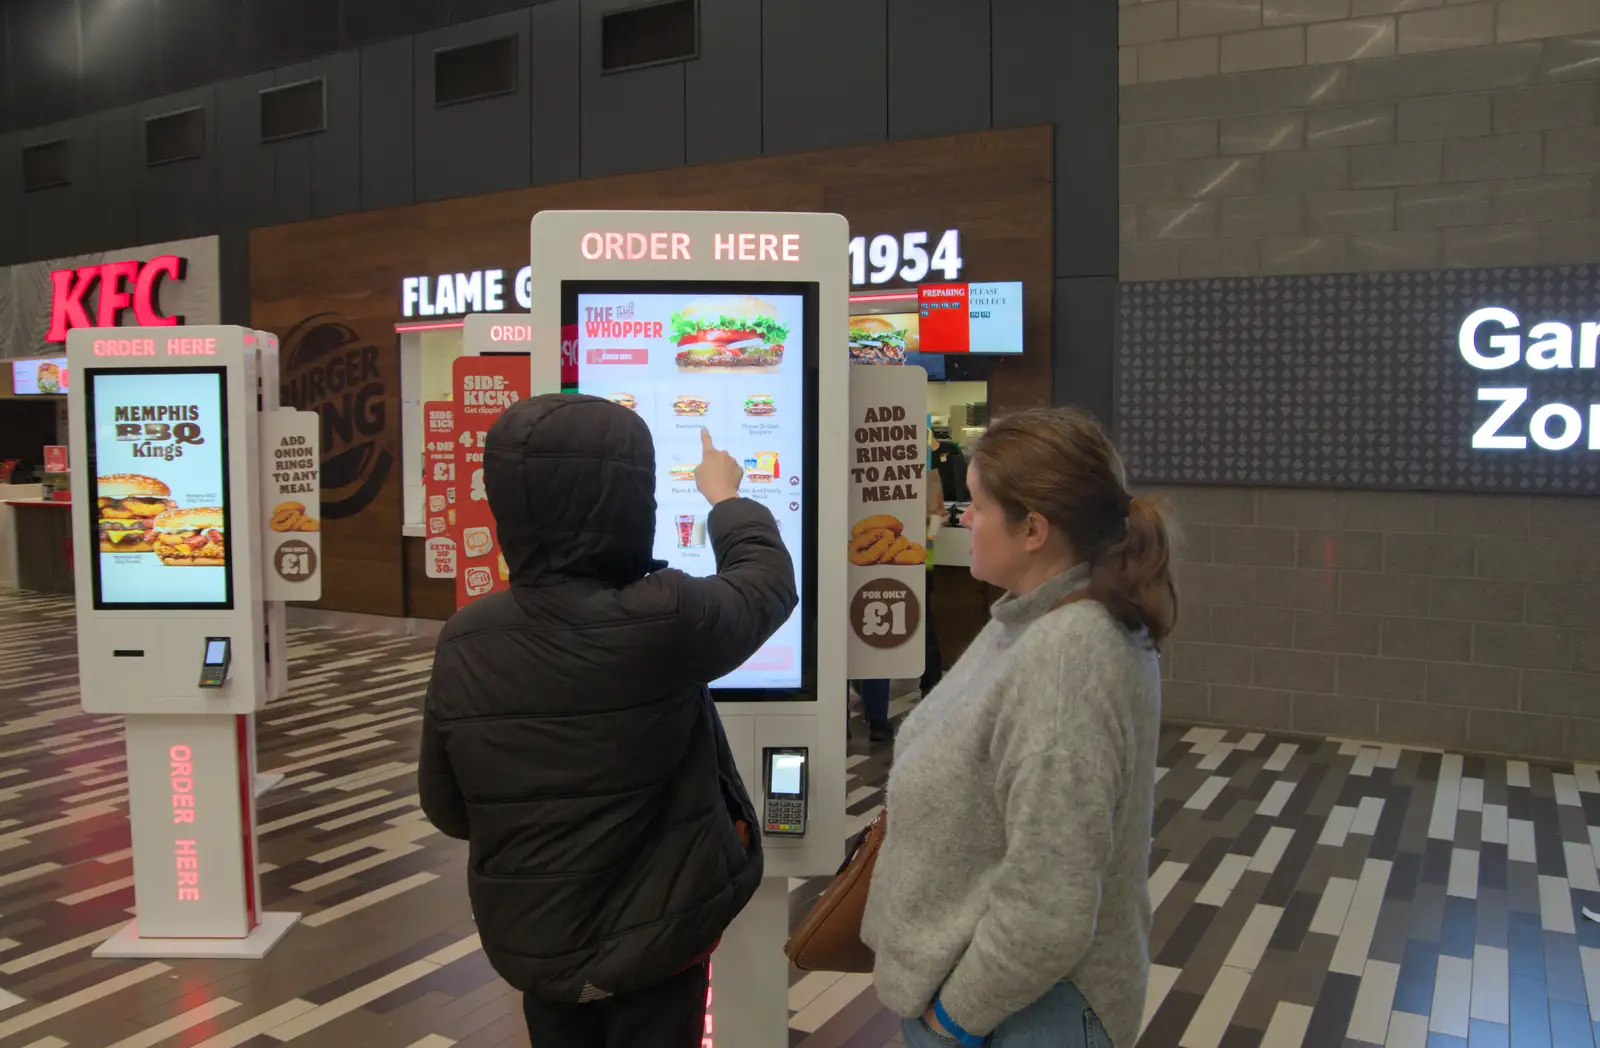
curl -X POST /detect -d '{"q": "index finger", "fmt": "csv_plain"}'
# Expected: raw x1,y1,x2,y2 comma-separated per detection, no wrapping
700,427,714,453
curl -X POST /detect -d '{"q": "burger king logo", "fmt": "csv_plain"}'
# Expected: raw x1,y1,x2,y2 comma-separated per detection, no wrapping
280,314,395,520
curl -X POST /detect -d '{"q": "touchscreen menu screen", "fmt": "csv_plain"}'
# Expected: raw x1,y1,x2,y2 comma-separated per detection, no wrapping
85,367,233,610
571,284,813,695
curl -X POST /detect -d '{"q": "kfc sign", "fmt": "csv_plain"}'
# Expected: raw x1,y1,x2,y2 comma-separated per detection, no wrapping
48,255,187,343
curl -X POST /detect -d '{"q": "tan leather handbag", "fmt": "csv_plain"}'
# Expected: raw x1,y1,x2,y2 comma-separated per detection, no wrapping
784,809,886,973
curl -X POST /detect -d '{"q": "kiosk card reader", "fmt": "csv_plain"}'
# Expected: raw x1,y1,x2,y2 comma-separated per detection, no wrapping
199,637,231,688
763,747,809,837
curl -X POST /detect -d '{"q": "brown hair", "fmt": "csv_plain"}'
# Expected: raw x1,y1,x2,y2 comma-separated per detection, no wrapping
970,408,1180,642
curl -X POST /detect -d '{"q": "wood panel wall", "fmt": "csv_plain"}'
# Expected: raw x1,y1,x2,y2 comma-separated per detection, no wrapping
251,124,1053,617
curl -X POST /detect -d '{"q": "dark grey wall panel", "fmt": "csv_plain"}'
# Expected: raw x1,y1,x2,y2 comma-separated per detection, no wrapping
888,0,991,142
993,0,1112,280
214,73,278,232
268,62,314,225
529,0,581,185
154,0,245,101
81,0,160,115
359,38,416,209
19,118,101,260
344,0,449,48
452,0,536,19
1054,275,1115,428
9,0,81,128
579,0,685,178
0,137,21,264
133,89,218,243
309,51,363,217
763,0,887,156
686,0,762,165
244,0,341,69
413,11,533,202
90,108,139,252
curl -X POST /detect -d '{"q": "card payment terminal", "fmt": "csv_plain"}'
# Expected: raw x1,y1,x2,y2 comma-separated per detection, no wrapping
762,747,808,837
198,637,231,689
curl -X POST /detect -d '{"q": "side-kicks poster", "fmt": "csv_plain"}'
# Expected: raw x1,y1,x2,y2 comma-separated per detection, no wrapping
453,356,528,608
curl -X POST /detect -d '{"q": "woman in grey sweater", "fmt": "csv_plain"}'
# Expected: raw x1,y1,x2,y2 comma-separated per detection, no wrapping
861,408,1178,1048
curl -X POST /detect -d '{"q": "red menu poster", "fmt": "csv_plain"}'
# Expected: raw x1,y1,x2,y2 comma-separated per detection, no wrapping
422,402,457,579
453,356,529,608
42,445,68,474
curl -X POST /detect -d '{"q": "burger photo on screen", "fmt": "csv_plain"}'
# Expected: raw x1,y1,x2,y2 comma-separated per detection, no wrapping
668,464,695,482
673,394,710,416
609,393,637,410
151,507,226,567
744,393,775,416
97,474,176,553
669,296,789,369
848,316,914,364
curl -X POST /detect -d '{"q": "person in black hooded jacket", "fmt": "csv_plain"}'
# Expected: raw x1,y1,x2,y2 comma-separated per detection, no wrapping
419,393,797,1048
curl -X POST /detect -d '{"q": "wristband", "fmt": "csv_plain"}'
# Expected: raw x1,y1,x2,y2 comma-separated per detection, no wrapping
933,998,985,1047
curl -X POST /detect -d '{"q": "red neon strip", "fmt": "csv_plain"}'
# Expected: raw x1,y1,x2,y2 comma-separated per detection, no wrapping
849,290,919,302
234,716,259,931
395,320,467,333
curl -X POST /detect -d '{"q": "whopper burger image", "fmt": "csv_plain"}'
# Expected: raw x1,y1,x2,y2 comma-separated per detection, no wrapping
150,507,226,567
744,393,775,416
97,474,177,553
670,296,788,370
848,316,915,364
673,394,709,416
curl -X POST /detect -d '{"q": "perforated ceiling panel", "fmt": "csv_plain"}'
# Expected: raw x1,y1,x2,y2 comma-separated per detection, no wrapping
1117,266,1600,495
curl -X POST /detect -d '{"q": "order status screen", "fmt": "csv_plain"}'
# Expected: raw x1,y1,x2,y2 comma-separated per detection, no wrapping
571,284,814,695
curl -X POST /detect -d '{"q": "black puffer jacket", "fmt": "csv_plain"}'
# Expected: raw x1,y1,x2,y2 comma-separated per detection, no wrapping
419,393,797,1002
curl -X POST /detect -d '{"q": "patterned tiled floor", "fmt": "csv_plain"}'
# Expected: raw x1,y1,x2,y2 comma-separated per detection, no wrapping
2,590,1600,1048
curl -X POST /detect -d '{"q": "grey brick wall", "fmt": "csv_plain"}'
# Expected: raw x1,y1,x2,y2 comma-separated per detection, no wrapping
1119,1,1600,279
1150,487,1600,761
1119,2,1600,760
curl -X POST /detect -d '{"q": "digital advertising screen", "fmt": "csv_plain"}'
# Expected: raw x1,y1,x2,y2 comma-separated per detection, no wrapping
567,281,817,698
85,367,233,610
11,357,68,395
918,282,1023,354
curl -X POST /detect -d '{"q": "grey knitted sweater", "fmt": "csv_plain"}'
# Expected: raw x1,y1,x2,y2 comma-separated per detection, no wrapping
860,564,1159,1048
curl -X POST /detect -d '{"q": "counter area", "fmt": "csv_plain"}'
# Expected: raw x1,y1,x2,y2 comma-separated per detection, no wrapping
6,498,72,595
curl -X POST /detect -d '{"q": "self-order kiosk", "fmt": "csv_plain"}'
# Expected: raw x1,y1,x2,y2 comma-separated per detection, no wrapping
523,211,928,1047
65,324,321,958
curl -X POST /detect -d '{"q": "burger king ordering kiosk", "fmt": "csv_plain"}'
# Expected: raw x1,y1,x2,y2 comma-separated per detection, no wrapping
527,211,851,1048
65,325,319,958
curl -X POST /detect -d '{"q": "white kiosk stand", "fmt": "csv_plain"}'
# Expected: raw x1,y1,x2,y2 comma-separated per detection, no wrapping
522,211,922,1047
65,325,320,958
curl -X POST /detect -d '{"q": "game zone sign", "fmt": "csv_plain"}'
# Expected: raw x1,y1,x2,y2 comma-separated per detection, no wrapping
48,255,188,342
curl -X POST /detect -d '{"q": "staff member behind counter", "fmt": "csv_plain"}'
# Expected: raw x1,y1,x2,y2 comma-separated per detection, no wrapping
420,394,797,1048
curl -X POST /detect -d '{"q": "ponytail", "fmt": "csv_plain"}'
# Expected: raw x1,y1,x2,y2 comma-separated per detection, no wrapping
1088,495,1180,644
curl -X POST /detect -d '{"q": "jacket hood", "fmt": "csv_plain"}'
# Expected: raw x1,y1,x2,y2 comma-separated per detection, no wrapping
484,393,662,586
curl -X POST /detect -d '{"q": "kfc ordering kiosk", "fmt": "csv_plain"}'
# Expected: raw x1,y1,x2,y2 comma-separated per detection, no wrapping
526,210,855,1048
65,325,321,958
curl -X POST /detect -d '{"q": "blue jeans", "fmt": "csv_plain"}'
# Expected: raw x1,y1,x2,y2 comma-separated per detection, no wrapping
902,983,1111,1048
856,679,891,725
